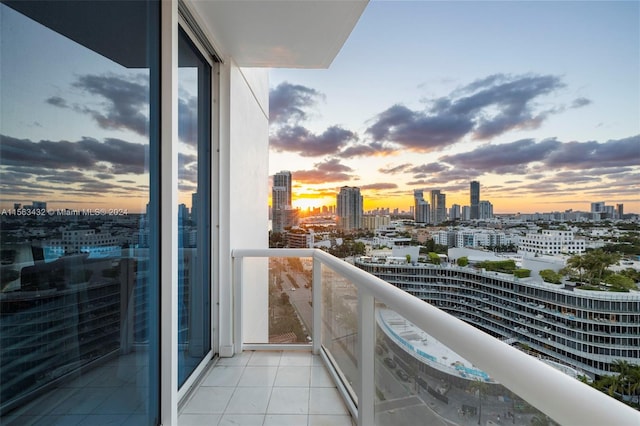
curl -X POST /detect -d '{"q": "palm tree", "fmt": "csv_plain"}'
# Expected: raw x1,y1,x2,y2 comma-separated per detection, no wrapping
566,254,586,282
611,360,640,402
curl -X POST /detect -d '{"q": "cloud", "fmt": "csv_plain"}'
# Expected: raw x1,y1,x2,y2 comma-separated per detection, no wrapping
36,170,95,184
46,96,69,108
366,104,473,151
378,163,412,174
544,135,640,169
337,141,396,158
178,94,198,146
408,163,450,175
270,82,324,124
0,134,147,174
439,138,562,174
291,158,354,184
571,97,591,108
361,183,398,190
365,73,566,151
72,73,149,136
270,125,357,157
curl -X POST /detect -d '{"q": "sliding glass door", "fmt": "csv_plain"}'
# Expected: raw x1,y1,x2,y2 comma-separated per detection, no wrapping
177,27,212,387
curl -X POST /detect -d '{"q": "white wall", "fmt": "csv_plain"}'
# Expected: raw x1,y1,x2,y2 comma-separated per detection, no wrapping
220,62,269,345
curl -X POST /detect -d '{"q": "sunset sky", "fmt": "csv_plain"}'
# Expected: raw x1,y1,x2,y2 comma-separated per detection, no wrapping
268,1,640,214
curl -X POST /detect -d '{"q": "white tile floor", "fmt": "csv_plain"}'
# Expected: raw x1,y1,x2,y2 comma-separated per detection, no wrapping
179,350,355,426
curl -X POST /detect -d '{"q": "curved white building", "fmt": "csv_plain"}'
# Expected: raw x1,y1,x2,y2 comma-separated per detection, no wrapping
356,256,640,378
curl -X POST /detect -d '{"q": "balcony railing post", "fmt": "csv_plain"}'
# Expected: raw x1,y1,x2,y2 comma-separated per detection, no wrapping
233,253,243,354
357,289,375,426
312,254,322,354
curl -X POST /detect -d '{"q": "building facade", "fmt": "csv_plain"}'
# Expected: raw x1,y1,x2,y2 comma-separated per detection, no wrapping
478,200,494,220
336,186,363,231
272,171,297,233
355,257,640,378
519,230,586,255
430,190,447,224
470,181,480,220
413,189,430,223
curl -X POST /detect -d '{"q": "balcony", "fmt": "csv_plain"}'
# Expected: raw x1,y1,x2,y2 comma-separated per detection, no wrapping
222,248,639,426
2,250,638,425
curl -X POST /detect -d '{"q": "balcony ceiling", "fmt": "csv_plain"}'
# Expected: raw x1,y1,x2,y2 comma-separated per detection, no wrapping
188,0,369,68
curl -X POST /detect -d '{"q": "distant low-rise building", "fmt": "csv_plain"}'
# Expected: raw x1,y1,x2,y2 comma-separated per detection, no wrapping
287,229,314,248
362,214,391,231
519,229,586,255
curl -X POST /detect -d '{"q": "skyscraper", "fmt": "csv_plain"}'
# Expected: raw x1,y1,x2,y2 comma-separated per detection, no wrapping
413,190,429,223
478,200,493,219
450,204,461,221
273,171,292,206
430,190,446,224
336,186,363,231
470,181,480,220
272,171,295,233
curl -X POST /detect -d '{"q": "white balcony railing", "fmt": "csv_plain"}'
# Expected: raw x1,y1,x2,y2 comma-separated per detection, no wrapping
232,248,639,426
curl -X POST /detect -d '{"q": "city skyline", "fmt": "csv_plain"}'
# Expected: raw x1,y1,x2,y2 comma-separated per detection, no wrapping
269,1,640,214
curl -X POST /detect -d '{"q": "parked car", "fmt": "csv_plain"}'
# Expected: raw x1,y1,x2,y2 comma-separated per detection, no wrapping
396,369,409,381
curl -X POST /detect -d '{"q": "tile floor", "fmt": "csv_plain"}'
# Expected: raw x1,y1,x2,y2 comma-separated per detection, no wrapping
179,350,355,426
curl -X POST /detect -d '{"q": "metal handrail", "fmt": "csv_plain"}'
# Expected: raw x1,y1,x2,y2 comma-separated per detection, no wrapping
232,248,640,426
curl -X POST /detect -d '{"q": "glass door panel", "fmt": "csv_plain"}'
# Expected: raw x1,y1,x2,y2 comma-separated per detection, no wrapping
177,27,212,387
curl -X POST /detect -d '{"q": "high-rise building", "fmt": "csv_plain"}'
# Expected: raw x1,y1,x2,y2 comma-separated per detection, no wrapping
470,181,480,219
590,201,605,213
616,204,624,219
478,200,493,220
273,171,292,206
191,192,199,224
336,186,363,231
449,204,461,221
461,205,471,221
430,190,446,224
272,171,296,233
413,190,429,223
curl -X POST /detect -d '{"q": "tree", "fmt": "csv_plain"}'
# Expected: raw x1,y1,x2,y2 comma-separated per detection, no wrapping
605,274,636,292
620,267,640,283
592,360,640,407
539,269,562,284
565,250,621,285
566,254,587,282
530,415,552,426
458,256,469,267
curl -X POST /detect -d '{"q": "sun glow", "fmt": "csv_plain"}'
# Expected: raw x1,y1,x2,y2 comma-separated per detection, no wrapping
292,197,325,211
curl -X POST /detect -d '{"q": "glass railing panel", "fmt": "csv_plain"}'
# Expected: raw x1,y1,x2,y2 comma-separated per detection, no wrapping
267,257,313,344
320,263,359,404
373,302,551,426
241,256,313,345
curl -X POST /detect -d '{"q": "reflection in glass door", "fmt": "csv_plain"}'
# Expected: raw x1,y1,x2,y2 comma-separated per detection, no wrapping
0,1,160,424
177,27,212,387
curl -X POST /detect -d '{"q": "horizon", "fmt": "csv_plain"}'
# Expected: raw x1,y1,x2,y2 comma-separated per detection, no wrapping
269,1,640,215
